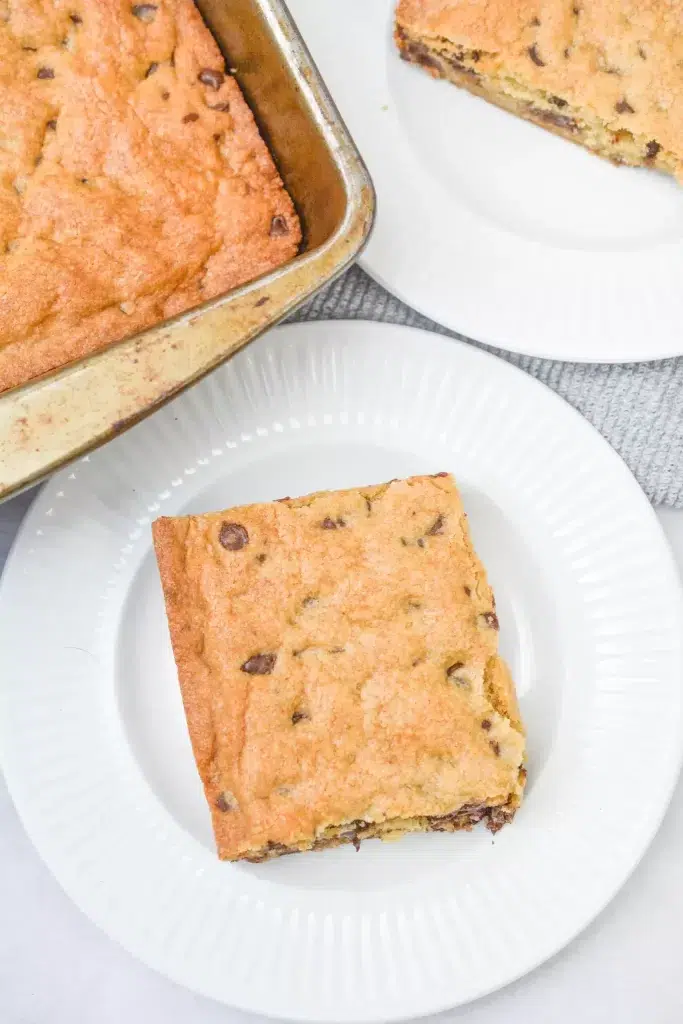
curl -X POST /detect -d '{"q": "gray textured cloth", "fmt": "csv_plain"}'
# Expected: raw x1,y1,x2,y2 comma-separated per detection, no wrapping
292,265,683,507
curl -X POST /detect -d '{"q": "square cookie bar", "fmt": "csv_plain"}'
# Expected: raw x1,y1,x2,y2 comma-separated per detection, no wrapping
395,0,678,179
153,474,526,862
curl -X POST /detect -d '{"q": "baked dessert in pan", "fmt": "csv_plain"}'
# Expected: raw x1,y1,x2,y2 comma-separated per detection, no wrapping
153,473,526,862
395,0,677,179
0,0,300,392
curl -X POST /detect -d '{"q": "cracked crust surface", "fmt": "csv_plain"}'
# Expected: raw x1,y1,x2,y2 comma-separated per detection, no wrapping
152,474,526,862
395,0,683,179
0,0,300,392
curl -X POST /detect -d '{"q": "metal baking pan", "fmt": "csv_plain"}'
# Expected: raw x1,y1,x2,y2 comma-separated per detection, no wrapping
0,0,374,501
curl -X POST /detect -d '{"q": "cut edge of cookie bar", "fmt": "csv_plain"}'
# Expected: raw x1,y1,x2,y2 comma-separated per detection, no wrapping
394,23,675,177
243,785,526,862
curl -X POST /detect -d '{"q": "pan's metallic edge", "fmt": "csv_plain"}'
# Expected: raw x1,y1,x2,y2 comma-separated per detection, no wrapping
0,0,375,501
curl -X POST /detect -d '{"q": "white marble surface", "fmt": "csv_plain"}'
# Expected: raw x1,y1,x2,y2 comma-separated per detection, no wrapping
2,491,682,1024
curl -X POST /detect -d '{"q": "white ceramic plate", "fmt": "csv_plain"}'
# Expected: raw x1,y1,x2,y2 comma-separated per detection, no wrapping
289,0,683,362
1,321,682,1022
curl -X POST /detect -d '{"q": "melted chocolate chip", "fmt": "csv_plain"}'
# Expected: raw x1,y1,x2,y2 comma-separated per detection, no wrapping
646,139,661,159
321,517,345,529
182,112,199,123
528,44,545,67
270,215,289,237
215,790,238,812
132,3,158,21
145,62,159,77
37,66,55,79
481,719,492,731
425,514,445,536
219,521,249,550
531,107,579,132
291,710,309,724
198,68,225,90
241,652,276,675
615,98,634,114
479,611,500,630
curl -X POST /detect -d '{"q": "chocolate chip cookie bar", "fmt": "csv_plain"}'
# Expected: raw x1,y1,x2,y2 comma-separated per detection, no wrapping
0,0,300,392
395,0,679,179
153,474,526,862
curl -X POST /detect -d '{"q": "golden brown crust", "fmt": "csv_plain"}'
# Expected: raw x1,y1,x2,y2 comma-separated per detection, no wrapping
0,0,300,392
153,474,526,862
395,0,683,178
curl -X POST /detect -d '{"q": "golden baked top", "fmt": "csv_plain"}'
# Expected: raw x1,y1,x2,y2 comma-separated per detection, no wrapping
0,0,300,392
153,474,525,861
397,0,683,169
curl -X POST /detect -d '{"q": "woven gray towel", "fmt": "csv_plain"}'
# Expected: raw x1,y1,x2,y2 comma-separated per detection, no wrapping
291,264,683,507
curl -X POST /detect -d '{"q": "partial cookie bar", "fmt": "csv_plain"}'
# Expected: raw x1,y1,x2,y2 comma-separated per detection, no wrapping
395,0,679,178
153,474,526,862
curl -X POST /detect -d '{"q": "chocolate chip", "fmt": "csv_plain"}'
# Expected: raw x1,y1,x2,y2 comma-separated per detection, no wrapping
215,790,238,812
209,101,231,112
638,45,647,60
365,498,372,513
277,496,291,503
22,45,37,51
615,98,634,114
37,66,55,79
479,611,499,630
432,471,449,477
549,95,568,108
481,719,492,731
256,552,267,563
253,295,269,307
161,90,170,100
241,653,276,675
198,68,224,90
563,47,571,58
400,537,408,546
320,516,345,529
330,646,345,654
291,710,309,724
572,4,580,13
219,522,249,550
34,154,42,166
530,107,579,132
490,741,501,757
145,62,159,77
270,215,289,237
70,12,82,23
182,112,200,123
132,3,157,21
400,37,441,72
46,119,57,130
530,16,541,26
646,139,661,159
416,537,425,548
464,585,472,596
528,44,545,67
425,514,445,536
